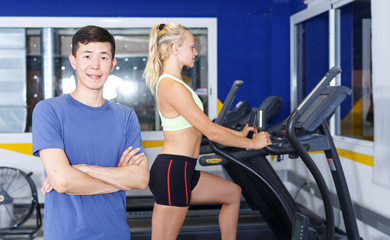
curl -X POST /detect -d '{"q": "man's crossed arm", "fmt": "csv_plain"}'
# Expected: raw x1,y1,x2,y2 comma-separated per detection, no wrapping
40,146,149,195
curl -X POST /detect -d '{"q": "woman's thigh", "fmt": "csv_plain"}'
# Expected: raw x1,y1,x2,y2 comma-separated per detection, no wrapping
190,171,241,204
152,203,189,239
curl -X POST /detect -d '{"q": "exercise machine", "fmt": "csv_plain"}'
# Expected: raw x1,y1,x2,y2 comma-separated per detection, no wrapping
201,67,361,239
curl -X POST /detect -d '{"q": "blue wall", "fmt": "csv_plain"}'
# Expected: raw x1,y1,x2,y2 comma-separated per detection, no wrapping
1,0,291,123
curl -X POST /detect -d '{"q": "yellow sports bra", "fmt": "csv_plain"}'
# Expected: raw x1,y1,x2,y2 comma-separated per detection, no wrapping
155,74,204,131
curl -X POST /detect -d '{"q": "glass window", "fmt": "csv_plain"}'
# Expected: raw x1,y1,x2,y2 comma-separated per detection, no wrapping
295,12,329,105
0,28,27,133
338,0,372,140
3,27,209,133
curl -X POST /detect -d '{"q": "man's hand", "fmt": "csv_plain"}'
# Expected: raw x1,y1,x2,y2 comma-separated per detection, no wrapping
40,146,147,194
71,146,148,191
41,177,54,194
71,147,145,173
117,146,145,167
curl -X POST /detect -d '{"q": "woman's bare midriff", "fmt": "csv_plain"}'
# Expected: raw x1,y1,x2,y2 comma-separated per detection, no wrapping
160,127,203,159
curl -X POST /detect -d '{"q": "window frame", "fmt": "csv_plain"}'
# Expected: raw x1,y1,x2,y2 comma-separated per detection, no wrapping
290,0,374,154
0,17,218,142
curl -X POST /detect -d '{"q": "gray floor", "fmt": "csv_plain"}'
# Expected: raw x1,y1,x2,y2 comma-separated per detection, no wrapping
0,200,276,240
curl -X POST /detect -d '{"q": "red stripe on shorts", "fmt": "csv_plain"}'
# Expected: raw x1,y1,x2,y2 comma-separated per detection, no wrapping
184,161,188,205
167,160,173,205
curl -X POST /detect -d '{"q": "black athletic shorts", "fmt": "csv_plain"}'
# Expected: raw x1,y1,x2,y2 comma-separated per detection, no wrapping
149,154,201,207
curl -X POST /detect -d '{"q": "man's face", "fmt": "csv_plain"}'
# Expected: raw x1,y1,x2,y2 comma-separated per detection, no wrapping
69,41,116,92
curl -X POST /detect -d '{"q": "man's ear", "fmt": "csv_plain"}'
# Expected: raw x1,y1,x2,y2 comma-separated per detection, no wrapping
69,54,76,70
110,58,117,72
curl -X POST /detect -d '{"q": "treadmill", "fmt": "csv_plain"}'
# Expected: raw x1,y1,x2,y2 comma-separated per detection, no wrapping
201,67,361,240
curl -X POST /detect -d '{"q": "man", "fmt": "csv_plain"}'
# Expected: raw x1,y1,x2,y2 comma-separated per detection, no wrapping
32,25,149,240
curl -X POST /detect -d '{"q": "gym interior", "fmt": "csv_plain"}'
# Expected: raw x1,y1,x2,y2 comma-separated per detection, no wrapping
1,0,389,239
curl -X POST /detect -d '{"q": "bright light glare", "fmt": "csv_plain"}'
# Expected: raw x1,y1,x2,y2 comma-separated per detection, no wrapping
62,76,76,94
103,75,123,100
118,81,138,96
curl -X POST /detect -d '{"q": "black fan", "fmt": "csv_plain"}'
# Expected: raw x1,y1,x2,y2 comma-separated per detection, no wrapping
0,167,42,239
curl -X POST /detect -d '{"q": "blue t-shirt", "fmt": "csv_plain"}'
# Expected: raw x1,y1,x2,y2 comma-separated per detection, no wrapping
32,94,145,240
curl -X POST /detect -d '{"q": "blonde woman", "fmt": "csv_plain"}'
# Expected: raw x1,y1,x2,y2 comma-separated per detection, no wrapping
144,23,272,240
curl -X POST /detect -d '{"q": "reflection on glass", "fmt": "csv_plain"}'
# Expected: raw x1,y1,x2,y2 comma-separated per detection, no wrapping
23,28,209,132
339,0,373,140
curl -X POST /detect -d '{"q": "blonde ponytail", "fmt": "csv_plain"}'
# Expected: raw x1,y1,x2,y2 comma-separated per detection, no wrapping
143,23,190,95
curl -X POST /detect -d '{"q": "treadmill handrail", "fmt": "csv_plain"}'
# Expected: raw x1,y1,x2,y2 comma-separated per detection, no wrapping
285,68,342,240
209,141,295,224
286,112,335,240
215,80,243,125
264,143,309,155
210,80,295,225
285,66,361,240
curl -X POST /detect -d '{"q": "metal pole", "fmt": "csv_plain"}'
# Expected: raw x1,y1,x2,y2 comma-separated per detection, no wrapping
41,28,56,99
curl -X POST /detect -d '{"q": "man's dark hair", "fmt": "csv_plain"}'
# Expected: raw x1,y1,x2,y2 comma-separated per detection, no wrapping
72,25,116,59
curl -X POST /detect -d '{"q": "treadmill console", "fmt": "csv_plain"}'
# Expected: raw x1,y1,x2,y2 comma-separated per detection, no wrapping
296,86,351,132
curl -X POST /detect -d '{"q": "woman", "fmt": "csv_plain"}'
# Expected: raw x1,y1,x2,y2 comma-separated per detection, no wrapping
143,23,272,240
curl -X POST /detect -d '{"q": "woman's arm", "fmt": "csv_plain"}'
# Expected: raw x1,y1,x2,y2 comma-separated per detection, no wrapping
223,123,255,138
157,79,271,149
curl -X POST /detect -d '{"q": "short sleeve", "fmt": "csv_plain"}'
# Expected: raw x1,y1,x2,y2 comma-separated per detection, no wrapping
125,109,145,155
32,100,64,157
